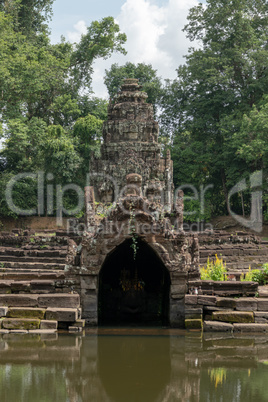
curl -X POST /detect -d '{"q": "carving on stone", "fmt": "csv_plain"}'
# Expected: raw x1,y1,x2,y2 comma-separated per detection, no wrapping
67,79,201,327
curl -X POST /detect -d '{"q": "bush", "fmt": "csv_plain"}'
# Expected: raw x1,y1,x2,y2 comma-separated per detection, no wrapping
200,255,227,281
241,264,268,285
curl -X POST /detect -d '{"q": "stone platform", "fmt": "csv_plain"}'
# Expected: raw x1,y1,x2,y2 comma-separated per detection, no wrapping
0,230,83,333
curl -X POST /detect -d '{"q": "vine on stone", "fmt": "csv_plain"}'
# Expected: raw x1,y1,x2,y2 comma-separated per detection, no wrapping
129,202,139,260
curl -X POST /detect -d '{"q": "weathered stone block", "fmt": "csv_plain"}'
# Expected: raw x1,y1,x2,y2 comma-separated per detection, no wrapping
185,295,197,305
170,271,187,284
7,307,46,319
0,329,9,334
212,311,254,323
80,275,98,290
40,320,58,330
28,329,57,334
203,321,233,333
72,319,85,328
185,313,202,320
0,307,8,317
0,294,38,307
185,319,203,330
46,308,78,322
233,323,268,333
198,296,217,306
257,299,268,311
216,298,236,309
38,294,80,309
81,291,98,313
254,312,268,324
2,318,40,330
170,284,186,298
84,314,98,326
235,298,257,311
69,326,82,333
185,307,203,314
30,280,55,293
169,299,185,328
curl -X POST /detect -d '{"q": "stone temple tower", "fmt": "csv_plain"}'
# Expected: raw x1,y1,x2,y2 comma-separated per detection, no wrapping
70,78,199,328
90,78,173,210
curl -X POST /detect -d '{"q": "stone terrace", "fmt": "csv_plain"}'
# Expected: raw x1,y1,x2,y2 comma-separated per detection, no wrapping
0,230,84,334
199,230,268,278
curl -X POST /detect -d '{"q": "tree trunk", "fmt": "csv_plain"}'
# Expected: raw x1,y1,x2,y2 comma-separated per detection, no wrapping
221,168,231,215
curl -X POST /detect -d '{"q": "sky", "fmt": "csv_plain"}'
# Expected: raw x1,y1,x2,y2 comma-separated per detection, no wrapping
49,0,199,99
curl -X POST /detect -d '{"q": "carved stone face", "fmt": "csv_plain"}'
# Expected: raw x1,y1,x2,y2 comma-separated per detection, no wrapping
101,190,114,203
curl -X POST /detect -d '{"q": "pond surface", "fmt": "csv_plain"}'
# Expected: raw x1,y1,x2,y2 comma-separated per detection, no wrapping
0,328,268,402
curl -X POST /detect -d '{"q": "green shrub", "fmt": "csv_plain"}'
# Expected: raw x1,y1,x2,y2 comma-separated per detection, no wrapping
200,255,227,281
241,264,268,285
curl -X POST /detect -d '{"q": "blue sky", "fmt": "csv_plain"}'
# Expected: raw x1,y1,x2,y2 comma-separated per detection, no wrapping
49,0,199,98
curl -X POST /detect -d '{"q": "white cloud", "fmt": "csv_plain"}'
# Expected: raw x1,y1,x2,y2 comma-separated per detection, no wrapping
67,20,87,43
78,0,199,97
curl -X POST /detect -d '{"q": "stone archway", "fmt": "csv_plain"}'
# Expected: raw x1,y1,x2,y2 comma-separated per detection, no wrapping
98,238,170,326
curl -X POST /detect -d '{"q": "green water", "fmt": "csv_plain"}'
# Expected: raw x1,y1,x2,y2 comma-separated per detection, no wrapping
0,329,268,402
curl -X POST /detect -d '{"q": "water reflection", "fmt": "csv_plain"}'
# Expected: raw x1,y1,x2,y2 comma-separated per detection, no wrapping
0,329,268,402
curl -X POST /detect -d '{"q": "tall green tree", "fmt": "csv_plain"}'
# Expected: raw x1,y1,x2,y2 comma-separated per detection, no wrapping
0,0,54,36
0,11,126,124
104,62,163,115
0,6,126,218
161,0,268,216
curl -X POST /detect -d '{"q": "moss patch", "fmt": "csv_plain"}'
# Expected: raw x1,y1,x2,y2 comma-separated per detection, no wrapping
185,319,203,330
2,318,40,330
7,308,46,320
212,311,254,323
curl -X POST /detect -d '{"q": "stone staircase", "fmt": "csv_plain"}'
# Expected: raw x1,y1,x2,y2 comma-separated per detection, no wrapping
199,230,268,277
0,230,83,333
185,286,268,333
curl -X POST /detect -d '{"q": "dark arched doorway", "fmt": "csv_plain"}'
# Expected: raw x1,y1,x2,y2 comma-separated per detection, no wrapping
98,238,170,326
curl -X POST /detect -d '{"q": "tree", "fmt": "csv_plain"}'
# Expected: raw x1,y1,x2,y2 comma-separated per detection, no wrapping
73,114,103,183
0,11,126,124
0,5,127,218
0,0,54,37
77,96,108,121
104,62,163,115
160,0,268,216
71,17,127,93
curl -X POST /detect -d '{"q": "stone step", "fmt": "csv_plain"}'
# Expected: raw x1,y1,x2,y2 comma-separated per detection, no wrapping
199,255,267,264
200,248,268,258
0,256,65,264
200,262,266,271
46,307,78,322
5,307,46,319
254,312,268,323
1,306,79,323
258,286,268,298
0,293,80,308
0,262,65,270
203,320,233,332
233,323,268,333
1,318,41,330
212,311,254,323
0,236,69,247
0,248,67,257
0,280,56,294
0,270,66,280
203,320,268,333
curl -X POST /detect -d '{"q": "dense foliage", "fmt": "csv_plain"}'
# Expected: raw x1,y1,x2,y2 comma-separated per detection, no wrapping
160,0,268,219
0,0,126,216
0,0,267,224
104,62,163,116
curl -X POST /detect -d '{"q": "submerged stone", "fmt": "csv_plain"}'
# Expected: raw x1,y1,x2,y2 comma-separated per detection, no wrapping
185,319,203,330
